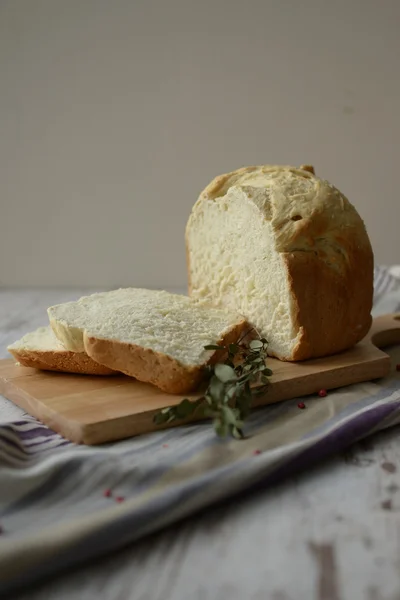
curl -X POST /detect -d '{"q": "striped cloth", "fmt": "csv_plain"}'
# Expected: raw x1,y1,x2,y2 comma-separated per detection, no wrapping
1,265,400,595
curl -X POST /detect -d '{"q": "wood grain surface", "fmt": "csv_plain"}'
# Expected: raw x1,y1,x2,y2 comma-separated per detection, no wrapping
0,314,398,445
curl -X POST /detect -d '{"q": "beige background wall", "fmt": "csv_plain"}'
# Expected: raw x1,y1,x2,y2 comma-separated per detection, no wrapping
1,0,399,290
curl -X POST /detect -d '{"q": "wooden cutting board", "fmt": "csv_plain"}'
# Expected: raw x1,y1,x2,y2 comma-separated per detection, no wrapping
1,314,399,445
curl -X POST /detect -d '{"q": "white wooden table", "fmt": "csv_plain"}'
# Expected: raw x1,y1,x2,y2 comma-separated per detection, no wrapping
1,289,400,600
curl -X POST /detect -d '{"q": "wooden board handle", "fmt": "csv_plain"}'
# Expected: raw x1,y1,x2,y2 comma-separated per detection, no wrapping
365,313,400,348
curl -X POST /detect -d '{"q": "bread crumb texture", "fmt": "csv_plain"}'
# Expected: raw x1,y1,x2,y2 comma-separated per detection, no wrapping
48,288,246,367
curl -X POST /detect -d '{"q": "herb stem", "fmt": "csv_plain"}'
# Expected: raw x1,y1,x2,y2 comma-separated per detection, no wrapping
153,335,272,439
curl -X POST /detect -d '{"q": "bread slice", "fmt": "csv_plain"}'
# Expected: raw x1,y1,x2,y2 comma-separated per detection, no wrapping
7,326,117,375
47,288,248,393
185,164,374,361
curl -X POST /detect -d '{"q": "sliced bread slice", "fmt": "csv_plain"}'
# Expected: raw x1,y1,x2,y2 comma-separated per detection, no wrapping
47,288,248,393
7,326,117,375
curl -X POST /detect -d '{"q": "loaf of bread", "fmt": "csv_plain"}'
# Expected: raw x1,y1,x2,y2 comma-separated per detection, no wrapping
185,164,374,361
7,326,116,375
47,288,247,393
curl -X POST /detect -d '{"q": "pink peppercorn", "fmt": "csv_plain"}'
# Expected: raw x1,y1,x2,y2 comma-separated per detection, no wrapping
103,488,112,498
163,444,169,448
298,402,306,409
318,389,328,398
115,496,125,503
253,449,261,455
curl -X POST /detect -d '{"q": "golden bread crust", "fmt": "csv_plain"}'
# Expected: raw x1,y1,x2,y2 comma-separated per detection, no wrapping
8,348,117,375
282,247,373,361
83,319,248,394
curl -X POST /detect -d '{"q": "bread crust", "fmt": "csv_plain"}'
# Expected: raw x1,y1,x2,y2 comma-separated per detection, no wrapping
83,319,248,394
282,247,373,361
8,348,117,375
186,164,374,361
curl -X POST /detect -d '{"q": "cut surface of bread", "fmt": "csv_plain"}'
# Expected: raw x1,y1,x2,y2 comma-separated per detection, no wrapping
185,164,374,361
48,288,248,393
7,326,117,375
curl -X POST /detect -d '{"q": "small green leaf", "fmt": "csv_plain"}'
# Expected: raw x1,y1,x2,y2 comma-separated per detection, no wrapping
193,398,206,411
175,398,196,418
231,425,244,439
236,391,250,418
204,344,223,351
249,339,263,350
226,384,237,401
221,405,241,426
194,401,209,418
214,419,228,438
153,412,170,424
249,356,264,365
215,363,237,382
202,406,214,418
209,376,225,401
260,338,268,344
253,364,268,375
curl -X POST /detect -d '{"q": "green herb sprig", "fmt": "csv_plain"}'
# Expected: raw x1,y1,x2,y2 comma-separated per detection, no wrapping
153,332,272,439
